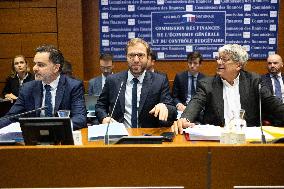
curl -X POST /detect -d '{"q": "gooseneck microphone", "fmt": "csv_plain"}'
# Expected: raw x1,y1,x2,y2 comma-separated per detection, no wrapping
258,84,266,144
0,106,47,121
105,81,124,145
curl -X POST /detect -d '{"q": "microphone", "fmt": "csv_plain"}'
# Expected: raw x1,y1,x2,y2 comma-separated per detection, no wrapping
258,84,266,144
0,106,47,121
105,81,124,145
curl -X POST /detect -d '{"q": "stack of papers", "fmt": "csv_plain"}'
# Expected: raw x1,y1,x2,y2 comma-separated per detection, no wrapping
183,125,276,142
0,122,23,143
183,125,221,141
88,123,129,141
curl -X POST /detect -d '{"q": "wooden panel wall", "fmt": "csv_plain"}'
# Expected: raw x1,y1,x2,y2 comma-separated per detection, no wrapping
82,1,284,84
0,0,83,96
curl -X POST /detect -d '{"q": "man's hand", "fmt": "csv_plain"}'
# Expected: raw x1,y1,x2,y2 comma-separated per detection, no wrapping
149,103,168,121
4,93,17,102
171,118,195,135
102,117,117,124
176,103,186,112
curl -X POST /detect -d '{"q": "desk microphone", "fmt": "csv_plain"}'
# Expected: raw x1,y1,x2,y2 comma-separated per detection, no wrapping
258,84,266,144
0,106,47,121
105,82,124,145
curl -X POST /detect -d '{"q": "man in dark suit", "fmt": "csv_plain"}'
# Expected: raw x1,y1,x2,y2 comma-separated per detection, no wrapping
0,45,87,130
88,53,114,96
261,54,284,125
172,51,205,112
171,44,284,134
95,38,177,128
262,54,283,102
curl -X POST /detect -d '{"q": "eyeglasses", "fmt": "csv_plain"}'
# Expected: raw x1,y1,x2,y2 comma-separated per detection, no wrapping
100,66,112,71
127,53,146,60
215,56,231,63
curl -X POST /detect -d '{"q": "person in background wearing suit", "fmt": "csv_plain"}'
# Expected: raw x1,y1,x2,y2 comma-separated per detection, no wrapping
147,50,168,76
172,52,205,112
171,44,284,134
88,53,114,96
2,55,34,102
262,54,283,102
95,38,177,128
0,45,87,130
261,54,284,125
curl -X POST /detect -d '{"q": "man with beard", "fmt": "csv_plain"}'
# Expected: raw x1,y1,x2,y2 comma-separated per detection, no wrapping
261,54,284,125
0,45,86,130
171,44,284,134
95,38,177,128
88,53,114,96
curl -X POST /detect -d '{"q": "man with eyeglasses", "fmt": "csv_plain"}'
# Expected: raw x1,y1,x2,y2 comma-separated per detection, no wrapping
88,53,114,96
172,51,205,112
171,44,284,134
95,38,177,128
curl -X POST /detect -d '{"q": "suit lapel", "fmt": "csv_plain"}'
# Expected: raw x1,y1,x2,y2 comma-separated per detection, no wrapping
54,75,66,113
212,76,224,124
138,71,152,115
118,72,128,114
183,72,189,97
34,81,43,116
239,71,249,112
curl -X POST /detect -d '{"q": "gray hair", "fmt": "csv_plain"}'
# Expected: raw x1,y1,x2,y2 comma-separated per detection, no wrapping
218,44,249,67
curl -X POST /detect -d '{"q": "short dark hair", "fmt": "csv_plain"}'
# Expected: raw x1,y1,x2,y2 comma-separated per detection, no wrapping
36,44,64,71
150,50,157,61
100,53,113,61
187,51,203,63
62,60,73,76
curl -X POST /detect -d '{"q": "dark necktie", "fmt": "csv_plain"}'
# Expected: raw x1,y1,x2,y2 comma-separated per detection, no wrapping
273,75,282,100
131,78,139,128
191,75,196,96
45,85,53,117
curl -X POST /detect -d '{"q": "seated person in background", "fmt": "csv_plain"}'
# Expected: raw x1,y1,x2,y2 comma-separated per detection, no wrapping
62,60,74,78
172,51,205,112
88,53,114,96
171,44,284,134
261,54,284,125
95,38,177,128
0,45,87,130
146,50,167,75
2,55,34,102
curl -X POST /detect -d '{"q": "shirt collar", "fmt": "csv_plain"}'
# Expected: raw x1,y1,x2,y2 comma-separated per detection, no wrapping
222,73,240,87
270,73,282,78
127,70,146,84
188,72,199,78
42,75,60,90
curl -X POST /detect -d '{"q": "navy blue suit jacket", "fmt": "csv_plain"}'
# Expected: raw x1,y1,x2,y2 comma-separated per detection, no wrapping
95,71,177,128
172,71,205,106
261,73,284,95
0,74,87,130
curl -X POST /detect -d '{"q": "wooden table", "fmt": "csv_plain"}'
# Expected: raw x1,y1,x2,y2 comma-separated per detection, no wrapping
0,127,283,189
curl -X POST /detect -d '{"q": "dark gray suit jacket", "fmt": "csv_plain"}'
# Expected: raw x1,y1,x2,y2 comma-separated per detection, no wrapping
172,71,205,106
261,73,284,95
182,70,284,127
88,76,103,96
0,74,87,130
95,70,177,128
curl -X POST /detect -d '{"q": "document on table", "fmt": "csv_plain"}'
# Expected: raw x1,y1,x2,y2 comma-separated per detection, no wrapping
88,123,129,141
183,125,221,141
0,122,23,143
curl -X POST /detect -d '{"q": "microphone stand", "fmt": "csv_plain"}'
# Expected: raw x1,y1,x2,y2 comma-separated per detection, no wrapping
0,106,47,121
105,82,124,145
259,84,266,144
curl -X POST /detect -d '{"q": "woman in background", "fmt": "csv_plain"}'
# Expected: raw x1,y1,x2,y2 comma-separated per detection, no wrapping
2,55,34,102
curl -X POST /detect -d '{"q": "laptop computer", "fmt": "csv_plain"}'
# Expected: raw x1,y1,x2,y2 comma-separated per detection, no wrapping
85,95,99,117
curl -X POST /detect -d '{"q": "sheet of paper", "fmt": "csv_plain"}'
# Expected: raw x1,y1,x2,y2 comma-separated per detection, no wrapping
88,123,129,141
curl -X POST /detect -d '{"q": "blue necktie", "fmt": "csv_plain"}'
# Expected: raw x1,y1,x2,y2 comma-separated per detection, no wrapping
191,75,196,96
273,75,282,100
45,85,53,117
131,78,139,128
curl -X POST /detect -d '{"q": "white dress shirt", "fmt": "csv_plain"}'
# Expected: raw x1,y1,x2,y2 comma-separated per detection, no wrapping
222,74,241,126
41,75,60,116
123,70,145,128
